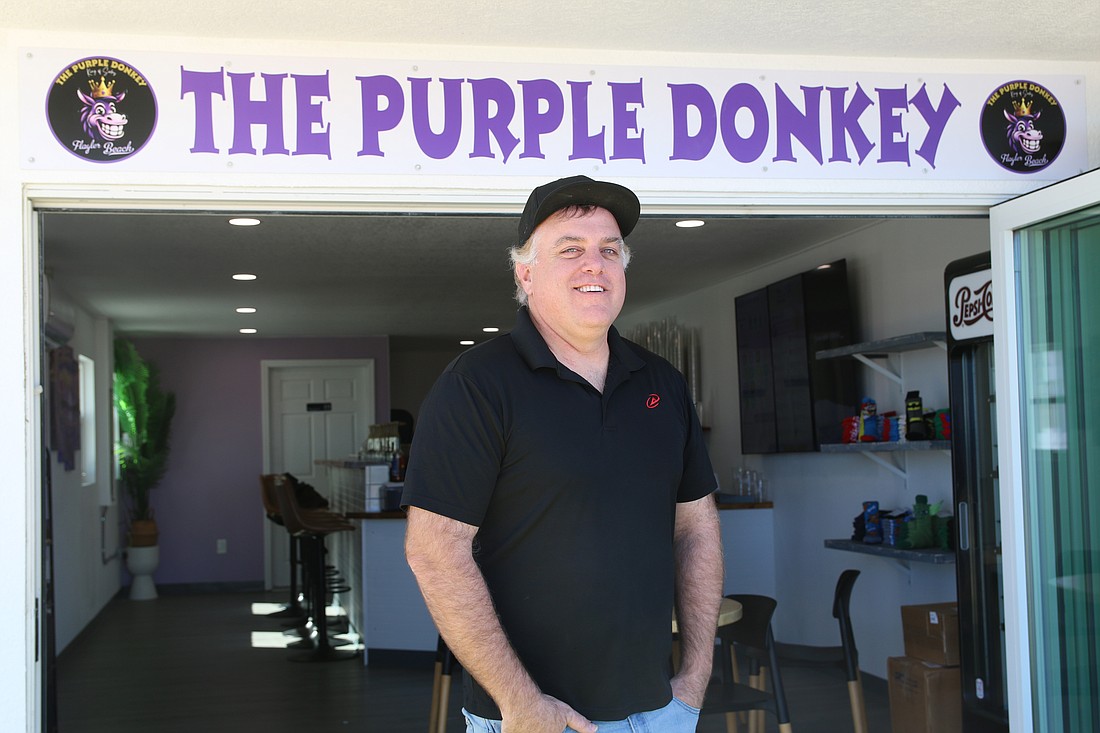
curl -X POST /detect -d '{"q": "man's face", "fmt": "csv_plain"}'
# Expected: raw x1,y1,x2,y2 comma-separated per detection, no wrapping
516,206,627,341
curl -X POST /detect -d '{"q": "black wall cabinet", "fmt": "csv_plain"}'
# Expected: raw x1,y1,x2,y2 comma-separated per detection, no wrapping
736,260,858,453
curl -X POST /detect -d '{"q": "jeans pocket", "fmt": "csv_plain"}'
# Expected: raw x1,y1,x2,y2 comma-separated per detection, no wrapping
670,695,702,715
462,708,502,732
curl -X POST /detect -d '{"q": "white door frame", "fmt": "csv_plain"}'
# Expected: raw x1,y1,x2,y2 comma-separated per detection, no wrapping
19,180,997,733
988,167,1100,733
260,358,376,590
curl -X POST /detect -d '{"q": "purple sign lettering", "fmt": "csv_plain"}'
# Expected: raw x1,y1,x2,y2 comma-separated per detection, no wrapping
910,84,961,169
774,85,824,164
568,81,605,162
180,67,226,153
228,72,289,155
357,75,404,157
828,84,874,164
668,83,717,161
720,83,769,163
409,77,463,160
876,86,910,165
609,80,645,162
292,73,331,159
469,77,520,162
176,65,966,171
518,79,564,160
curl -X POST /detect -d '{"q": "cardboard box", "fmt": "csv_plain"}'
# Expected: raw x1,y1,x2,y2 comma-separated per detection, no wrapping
901,602,960,666
888,656,962,733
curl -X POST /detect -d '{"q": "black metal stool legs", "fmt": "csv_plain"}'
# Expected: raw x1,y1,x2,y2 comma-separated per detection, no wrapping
287,534,358,662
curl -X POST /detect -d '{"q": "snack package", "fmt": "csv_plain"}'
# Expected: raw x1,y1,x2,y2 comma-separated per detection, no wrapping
906,390,928,440
858,397,879,442
842,415,860,444
863,501,883,544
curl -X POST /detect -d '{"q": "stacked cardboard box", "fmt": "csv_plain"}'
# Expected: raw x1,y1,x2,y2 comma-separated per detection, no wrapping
888,602,962,733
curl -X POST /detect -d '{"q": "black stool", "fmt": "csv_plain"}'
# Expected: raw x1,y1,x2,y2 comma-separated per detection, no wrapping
259,474,306,621
273,475,359,662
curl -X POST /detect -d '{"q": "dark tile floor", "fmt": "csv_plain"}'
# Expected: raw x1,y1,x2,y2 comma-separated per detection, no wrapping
55,590,891,732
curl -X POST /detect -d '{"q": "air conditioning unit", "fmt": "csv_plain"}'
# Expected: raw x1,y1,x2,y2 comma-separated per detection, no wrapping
43,273,75,347
45,313,75,348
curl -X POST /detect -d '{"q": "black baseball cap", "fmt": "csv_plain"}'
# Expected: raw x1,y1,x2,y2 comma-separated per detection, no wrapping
518,175,641,244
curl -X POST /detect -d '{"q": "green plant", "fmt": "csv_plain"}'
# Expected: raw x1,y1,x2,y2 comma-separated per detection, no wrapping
113,339,176,527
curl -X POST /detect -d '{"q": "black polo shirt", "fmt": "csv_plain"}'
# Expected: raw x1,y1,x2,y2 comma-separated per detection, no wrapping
402,307,715,721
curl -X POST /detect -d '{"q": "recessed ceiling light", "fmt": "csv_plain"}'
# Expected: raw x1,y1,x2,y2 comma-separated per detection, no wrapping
817,263,833,270
676,220,706,228
236,307,257,313
229,217,261,227
482,327,500,333
232,273,257,281
459,340,475,346
239,328,258,334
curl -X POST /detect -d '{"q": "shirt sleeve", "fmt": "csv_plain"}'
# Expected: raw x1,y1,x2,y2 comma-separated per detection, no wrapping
400,368,505,526
677,377,717,503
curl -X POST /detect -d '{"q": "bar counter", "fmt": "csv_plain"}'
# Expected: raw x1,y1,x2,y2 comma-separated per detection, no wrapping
316,458,777,664
316,458,437,664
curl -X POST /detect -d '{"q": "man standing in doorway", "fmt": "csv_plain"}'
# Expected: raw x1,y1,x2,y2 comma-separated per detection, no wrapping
403,176,723,733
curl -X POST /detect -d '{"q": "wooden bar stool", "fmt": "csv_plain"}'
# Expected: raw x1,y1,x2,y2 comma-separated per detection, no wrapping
773,569,867,733
259,474,307,621
272,474,359,662
428,635,460,733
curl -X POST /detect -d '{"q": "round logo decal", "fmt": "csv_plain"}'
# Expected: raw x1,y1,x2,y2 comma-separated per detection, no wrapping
980,80,1065,174
46,56,157,163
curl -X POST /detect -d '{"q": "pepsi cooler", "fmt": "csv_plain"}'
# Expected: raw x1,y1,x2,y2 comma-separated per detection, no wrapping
945,252,1008,733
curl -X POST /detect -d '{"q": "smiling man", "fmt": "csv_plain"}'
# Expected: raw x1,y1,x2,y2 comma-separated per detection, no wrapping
403,176,723,733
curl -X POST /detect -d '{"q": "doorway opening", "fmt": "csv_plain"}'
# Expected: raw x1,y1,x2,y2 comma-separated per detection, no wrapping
35,196,989,730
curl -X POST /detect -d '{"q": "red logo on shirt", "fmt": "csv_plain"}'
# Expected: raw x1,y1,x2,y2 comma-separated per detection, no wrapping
646,394,661,409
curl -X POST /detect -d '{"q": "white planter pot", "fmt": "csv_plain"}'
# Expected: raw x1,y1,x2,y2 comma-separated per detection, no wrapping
126,545,160,601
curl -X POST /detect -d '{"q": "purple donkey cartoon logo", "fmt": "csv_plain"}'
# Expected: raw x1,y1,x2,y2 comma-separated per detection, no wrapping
78,76,128,142
46,55,157,163
980,80,1065,174
1004,98,1043,157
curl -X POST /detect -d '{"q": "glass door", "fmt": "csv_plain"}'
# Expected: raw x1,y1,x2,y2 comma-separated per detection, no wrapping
990,169,1100,733
951,338,1008,731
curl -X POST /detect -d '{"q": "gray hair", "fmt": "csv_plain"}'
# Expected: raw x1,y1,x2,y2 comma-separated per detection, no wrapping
508,205,633,305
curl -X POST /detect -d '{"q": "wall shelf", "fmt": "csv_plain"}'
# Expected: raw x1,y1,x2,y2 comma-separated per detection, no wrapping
820,440,951,453
819,440,950,479
816,331,946,385
825,539,956,576
816,332,950,477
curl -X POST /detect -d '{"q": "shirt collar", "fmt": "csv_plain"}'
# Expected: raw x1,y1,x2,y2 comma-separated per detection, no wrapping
509,306,645,375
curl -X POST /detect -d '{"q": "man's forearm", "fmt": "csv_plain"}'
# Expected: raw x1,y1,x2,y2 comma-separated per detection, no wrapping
671,496,724,706
404,508,540,713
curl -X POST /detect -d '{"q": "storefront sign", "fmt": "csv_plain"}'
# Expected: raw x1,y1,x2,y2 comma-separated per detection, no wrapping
21,48,1087,181
949,267,995,340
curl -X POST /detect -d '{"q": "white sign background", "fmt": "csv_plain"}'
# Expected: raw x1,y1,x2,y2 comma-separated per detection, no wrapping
20,47,1088,182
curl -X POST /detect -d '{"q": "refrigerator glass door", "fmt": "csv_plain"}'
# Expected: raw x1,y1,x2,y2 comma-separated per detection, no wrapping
954,339,1007,730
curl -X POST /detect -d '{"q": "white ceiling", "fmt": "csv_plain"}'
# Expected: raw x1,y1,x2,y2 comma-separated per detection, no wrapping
18,0,1096,345
42,209,887,345
4,0,1096,62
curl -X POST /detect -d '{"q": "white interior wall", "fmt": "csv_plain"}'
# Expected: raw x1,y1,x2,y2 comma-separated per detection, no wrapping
45,289,121,653
618,216,988,679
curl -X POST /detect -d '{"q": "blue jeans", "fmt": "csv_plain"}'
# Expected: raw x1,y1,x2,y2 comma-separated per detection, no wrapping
462,696,700,732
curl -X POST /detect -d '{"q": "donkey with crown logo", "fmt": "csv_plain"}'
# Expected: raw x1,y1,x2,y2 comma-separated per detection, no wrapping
78,76,128,142
1004,98,1043,156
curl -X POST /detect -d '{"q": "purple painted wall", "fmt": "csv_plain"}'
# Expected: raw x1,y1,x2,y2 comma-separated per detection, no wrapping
129,337,390,586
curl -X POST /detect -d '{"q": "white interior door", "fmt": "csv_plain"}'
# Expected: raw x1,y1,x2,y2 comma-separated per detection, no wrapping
263,359,375,587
